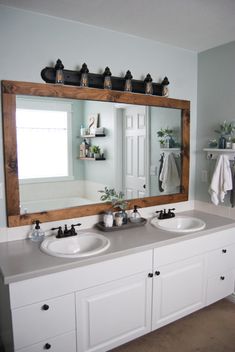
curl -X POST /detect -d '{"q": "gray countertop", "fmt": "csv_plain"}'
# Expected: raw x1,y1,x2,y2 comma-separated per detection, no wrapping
1,210,235,284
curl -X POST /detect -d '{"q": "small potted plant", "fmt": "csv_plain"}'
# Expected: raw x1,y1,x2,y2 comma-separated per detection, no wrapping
91,145,101,159
99,187,129,224
215,120,235,149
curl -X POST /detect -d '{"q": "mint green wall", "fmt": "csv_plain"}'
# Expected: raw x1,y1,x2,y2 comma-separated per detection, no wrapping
196,41,235,204
82,101,115,186
0,5,197,227
72,100,85,180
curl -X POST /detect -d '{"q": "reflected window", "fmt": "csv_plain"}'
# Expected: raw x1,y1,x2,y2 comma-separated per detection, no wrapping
16,98,73,182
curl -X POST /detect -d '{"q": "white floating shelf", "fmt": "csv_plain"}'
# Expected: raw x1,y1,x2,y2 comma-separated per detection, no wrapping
203,148,235,160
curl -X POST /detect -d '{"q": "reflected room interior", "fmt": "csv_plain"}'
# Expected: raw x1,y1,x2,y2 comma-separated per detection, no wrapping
16,96,182,214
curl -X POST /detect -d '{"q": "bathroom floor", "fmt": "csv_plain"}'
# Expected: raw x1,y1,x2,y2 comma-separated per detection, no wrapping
111,299,235,352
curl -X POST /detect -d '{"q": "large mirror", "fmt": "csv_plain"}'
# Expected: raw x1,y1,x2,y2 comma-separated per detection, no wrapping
2,80,190,227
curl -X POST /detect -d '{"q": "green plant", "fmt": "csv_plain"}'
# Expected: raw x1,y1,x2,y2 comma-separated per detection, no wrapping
215,120,235,136
91,145,100,154
157,127,173,139
98,187,128,210
231,138,235,143
157,127,175,147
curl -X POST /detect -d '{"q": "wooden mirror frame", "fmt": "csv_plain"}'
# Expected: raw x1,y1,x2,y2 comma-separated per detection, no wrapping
1,80,190,227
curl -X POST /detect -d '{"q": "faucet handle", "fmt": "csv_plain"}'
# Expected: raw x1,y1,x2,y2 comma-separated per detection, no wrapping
156,210,163,219
168,208,175,217
51,226,63,238
71,223,82,228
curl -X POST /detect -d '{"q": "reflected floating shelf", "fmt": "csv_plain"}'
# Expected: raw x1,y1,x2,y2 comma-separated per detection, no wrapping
79,157,106,161
160,148,181,151
78,134,106,138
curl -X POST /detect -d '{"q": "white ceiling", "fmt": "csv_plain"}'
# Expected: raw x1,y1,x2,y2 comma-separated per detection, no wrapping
1,0,235,52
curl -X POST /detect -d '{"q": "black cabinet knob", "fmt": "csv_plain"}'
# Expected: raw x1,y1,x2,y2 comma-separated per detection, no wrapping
44,343,51,350
42,304,49,311
148,273,153,278
222,249,227,253
155,271,161,276
220,276,225,280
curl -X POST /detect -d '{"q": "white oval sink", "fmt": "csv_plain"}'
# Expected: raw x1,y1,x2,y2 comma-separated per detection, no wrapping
151,216,206,233
40,233,110,258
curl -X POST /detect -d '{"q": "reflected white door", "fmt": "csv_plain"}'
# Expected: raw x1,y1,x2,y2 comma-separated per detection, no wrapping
123,106,148,199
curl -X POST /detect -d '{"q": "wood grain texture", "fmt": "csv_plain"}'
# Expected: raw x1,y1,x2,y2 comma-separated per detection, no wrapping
2,92,20,216
1,80,190,227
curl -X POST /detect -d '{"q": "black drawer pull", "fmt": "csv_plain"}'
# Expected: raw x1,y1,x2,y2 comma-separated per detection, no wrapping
220,276,225,280
42,304,49,311
222,249,227,253
44,343,51,350
148,273,153,278
155,271,161,276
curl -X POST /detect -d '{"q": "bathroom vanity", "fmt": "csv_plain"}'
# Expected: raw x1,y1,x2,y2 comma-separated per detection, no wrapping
0,211,235,352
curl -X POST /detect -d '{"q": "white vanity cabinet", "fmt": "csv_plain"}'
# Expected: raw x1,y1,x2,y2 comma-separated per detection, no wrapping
1,226,235,352
4,250,152,352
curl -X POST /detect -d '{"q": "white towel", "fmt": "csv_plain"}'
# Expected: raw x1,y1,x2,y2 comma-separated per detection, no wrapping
208,154,232,205
159,152,180,192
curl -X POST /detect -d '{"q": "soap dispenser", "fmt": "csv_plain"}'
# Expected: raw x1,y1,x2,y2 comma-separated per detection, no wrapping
130,205,141,223
29,220,45,242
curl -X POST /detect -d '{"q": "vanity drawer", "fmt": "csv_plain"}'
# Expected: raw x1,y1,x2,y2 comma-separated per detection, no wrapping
206,270,235,305
16,331,76,352
12,293,75,350
206,244,235,276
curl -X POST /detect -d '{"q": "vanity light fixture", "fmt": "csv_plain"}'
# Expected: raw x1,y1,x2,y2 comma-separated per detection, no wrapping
80,63,89,87
124,70,133,92
42,60,170,96
54,59,64,84
103,67,112,90
144,73,153,95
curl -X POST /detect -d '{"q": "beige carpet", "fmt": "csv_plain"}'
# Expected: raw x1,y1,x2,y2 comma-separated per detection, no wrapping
111,299,235,352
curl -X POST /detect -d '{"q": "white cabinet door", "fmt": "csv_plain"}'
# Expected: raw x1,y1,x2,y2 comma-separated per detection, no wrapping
152,255,206,330
76,272,152,352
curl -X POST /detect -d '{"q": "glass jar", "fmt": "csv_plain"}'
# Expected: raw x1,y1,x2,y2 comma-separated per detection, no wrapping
103,211,113,228
218,135,226,149
226,135,232,149
115,212,123,227
120,210,128,224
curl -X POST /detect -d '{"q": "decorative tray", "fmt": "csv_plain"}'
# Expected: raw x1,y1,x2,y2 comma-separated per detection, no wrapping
96,218,147,232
